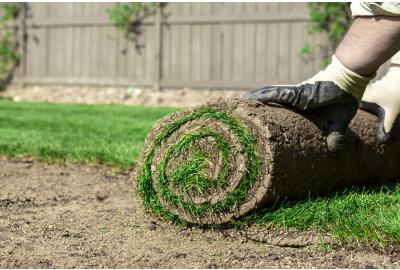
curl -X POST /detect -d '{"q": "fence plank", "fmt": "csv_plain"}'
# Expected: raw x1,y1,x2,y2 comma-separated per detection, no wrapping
255,23,267,83
232,23,244,83
266,23,279,84
181,24,190,81
190,24,201,81
277,23,290,83
161,24,170,80
243,23,256,83
154,4,162,90
221,23,233,82
200,24,211,82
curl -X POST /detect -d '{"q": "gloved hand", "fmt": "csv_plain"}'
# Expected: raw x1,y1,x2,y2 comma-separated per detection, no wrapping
244,56,374,156
360,65,400,143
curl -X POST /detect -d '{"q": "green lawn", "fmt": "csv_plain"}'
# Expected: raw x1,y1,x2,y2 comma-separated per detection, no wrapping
0,99,177,167
1,99,399,247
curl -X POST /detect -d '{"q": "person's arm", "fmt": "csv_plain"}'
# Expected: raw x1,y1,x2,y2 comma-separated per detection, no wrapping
244,14,400,155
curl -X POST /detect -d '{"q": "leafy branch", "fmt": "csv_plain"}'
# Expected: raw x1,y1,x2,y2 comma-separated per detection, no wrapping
107,3,157,42
301,3,352,67
0,3,21,89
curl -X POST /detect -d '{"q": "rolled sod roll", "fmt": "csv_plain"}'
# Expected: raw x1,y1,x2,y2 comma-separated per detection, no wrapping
135,97,400,225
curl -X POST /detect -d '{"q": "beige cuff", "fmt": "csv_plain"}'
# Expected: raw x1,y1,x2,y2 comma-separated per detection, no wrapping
329,56,375,101
351,2,400,17
304,56,375,102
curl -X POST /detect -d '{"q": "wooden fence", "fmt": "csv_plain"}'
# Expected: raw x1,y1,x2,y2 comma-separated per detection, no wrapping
14,3,328,90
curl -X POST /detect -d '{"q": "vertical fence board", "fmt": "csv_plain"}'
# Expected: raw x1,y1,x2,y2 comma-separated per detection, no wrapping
116,31,126,79
200,24,211,81
170,25,179,81
161,25,170,80
232,23,243,83
126,31,137,81
72,27,80,78
255,23,266,83
277,23,289,83
221,23,231,82
243,23,256,82
266,23,278,84
190,24,201,81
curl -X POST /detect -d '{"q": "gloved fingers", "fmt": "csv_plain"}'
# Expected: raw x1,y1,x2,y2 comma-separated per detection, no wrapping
360,101,393,143
375,108,400,143
243,82,354,110
243,86,302,108
313,102,357,156
326,124,347,157
326,131,345,157
377,119,392,143
244,82,359,155
381,109,399,143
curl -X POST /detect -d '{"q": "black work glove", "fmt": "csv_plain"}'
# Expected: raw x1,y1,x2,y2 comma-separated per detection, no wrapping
243,81,359,156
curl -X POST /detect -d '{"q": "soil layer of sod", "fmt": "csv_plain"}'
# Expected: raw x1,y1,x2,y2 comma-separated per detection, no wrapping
135,97,400,225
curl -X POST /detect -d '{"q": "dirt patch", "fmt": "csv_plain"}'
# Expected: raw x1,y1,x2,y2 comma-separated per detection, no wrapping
0,85,246,108
0,157,399,268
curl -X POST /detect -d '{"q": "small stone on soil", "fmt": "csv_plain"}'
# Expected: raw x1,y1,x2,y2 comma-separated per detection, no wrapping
95,191,109,201
173,253,187,259
146,221,158,231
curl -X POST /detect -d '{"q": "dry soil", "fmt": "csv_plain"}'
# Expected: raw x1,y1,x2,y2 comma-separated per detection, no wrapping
1,157,399,268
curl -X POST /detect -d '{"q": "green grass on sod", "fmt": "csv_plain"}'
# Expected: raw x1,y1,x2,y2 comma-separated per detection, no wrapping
137,106,259,223
244,182,400,247
0,99,399,247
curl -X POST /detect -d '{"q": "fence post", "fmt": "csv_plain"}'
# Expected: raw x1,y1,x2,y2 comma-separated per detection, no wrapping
18,3,27,87
153,3,162,91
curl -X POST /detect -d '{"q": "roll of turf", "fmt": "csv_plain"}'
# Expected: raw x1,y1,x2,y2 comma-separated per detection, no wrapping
135,97,400,225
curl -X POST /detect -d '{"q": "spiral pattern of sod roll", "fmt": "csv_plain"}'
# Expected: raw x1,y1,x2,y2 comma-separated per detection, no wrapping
135,98,272,224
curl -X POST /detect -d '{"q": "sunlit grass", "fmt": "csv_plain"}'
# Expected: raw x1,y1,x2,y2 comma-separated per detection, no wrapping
241,183,400,247
0,100,177,167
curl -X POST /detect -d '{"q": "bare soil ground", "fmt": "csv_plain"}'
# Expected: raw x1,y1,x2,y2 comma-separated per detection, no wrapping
1,85,246,108
1,158,399,268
